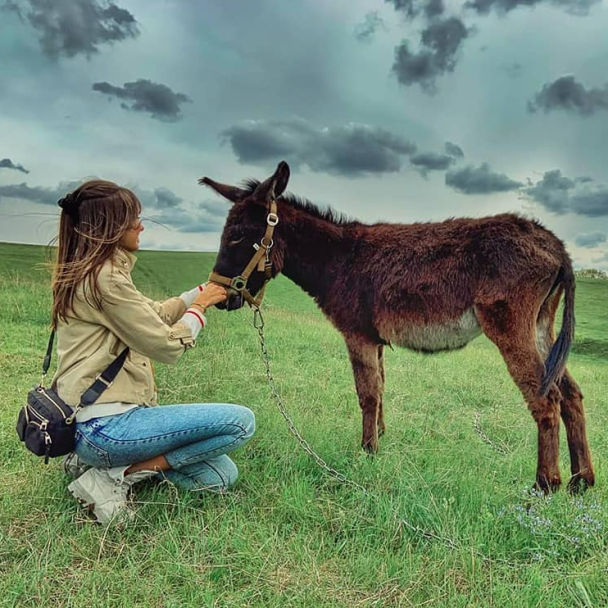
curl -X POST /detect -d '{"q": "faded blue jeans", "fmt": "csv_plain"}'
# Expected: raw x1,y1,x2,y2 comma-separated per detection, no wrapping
74,403,255,492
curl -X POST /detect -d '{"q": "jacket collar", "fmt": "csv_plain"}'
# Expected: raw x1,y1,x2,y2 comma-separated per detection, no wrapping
115,247,137,271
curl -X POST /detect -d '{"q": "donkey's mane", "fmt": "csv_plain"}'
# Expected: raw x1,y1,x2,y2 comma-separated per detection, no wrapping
242,179,355,226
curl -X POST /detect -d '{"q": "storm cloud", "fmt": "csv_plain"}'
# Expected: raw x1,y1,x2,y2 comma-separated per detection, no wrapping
409,152,454,176
0,158,29,174
385,0,446,20
392,17,470,93
464,0,600,16
444,141,464,158
222,118,417,177
528,75,608,116
575,231,607,248
8,0,139,59
92,79,191,121
0,181,77,206
445,163,523,194
523,170,608,217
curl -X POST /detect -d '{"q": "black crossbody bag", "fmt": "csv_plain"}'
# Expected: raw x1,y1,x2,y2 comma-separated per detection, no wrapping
16,331,129,464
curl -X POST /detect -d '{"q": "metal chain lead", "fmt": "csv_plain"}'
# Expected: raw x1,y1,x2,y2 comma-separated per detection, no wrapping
473,410,508,455
252,306,459,549
253,308,365,492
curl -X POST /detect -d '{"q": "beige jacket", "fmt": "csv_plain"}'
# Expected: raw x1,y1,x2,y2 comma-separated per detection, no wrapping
52,248,194,409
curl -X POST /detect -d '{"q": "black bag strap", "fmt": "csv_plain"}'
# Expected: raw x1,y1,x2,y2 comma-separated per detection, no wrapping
42,331,55,377
43,330,129,407
79,347,129,406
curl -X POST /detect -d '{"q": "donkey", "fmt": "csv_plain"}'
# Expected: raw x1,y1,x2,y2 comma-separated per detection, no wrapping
201,161,594,493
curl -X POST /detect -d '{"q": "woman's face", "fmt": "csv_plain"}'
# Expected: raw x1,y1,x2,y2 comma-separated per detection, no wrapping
120,217,144,251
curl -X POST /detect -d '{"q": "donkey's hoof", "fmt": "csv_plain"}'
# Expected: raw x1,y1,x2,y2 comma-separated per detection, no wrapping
534,475,562,494
567,473,594,495
361,440,378,455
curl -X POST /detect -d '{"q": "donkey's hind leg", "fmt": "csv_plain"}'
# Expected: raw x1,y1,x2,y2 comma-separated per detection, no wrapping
560,370,594,493
344,334,383,453
377,345,386,437
536,290,594,492
476,300,562,492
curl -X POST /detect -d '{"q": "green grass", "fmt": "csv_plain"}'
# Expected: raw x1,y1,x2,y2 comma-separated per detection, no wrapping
1,241,607,607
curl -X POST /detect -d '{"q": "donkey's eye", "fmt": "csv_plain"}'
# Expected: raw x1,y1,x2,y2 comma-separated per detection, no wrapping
228,237,245,246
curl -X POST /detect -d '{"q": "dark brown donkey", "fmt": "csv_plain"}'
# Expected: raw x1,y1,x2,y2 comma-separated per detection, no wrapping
201,161,594,493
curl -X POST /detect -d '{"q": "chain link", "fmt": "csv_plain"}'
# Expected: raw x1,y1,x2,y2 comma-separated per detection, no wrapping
473,410,508,455
252,306,459,549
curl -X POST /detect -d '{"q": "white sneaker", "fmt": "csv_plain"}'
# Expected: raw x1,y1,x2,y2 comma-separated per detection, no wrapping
68,465,156,525
62,452,91,479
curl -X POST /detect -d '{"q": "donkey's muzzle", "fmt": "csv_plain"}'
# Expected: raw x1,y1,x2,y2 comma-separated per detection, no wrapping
216,292,244,311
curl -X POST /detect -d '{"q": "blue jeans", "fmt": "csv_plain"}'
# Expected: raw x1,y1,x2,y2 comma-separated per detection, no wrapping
74,403,255,492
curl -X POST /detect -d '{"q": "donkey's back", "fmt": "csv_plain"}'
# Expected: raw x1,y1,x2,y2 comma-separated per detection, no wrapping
340,213,569,353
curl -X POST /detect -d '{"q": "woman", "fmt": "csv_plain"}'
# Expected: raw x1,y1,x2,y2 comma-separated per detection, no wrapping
51,180,255,524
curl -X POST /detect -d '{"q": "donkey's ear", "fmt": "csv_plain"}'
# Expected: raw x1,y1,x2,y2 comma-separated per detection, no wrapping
198,177,248,203
251,161,290,204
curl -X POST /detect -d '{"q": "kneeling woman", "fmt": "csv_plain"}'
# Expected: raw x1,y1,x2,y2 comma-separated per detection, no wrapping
51,180,255,524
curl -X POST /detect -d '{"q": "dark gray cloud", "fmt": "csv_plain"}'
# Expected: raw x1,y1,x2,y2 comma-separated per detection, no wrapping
575,231,607,248
8,0,138,59
130,186,184,210
523,170,608,217
385,0,445,19
444,141,464,158
354,11,386,42
523,170,573,213
0,180,79,205
392,17,470,93
528,75,608,117
465,0,600,16
92,79,191,121
410,151,454,176
222,118,418,177
0,158,29,174
445,163,523,194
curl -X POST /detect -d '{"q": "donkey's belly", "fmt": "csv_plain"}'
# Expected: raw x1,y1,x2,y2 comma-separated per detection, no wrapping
382,309,482,353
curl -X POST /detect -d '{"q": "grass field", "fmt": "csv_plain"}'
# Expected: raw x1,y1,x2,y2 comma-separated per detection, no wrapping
1,241,607,607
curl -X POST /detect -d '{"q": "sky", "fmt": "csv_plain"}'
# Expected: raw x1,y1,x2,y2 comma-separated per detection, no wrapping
1,0,607,268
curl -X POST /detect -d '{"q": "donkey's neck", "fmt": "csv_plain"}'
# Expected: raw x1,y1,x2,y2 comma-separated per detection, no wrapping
280,211,351,301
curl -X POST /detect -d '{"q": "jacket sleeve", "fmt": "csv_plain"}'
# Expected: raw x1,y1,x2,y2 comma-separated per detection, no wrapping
141,295,186,326
96,275,195,364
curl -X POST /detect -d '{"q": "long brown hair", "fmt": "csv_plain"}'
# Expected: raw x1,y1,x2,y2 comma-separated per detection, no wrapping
51,180,141,329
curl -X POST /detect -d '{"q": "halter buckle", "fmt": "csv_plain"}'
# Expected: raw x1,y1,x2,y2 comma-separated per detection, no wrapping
230,276,248,292
267,213,279,227
261,237,274,249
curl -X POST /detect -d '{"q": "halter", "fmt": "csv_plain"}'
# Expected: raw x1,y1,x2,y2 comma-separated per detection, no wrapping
208,198,279,309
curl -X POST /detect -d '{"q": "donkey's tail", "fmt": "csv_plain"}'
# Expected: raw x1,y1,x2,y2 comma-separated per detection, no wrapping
540,261,576,396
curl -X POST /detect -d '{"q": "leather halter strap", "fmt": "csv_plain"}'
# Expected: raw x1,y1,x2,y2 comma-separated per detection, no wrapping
208,199,278,309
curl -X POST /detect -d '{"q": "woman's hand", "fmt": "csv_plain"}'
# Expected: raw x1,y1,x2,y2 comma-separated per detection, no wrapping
193,283,227,309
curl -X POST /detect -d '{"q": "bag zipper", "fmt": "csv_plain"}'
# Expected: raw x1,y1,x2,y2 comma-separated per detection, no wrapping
27,405,47,424
37,387,70,419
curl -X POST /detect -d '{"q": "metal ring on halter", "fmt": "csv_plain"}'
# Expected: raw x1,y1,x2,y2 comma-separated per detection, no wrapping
261,237,274,249
267,212,279,226
230,276,247,292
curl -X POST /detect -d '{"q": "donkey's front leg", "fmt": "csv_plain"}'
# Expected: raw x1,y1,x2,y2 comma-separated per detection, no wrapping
345,334,382,453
